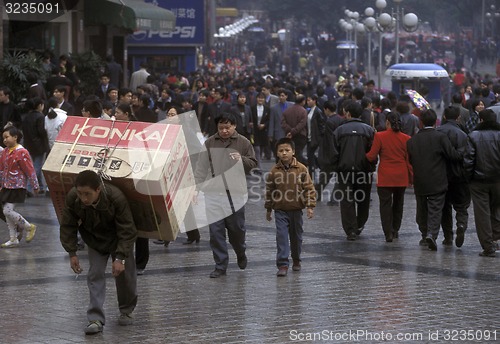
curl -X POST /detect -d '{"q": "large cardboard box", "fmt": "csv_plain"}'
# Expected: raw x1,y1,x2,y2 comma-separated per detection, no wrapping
42,117,195,241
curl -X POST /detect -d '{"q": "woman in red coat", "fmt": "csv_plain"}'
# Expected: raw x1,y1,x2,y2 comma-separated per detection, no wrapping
366,112,413,242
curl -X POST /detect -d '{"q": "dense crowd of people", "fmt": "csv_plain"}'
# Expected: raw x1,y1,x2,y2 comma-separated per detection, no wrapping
0,50,500,334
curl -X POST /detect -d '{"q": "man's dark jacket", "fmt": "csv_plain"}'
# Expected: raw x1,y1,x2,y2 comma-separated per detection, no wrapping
436,120,468,183
331,118,375,173
60,183,137,260
407,128,462,196
464,121,500,183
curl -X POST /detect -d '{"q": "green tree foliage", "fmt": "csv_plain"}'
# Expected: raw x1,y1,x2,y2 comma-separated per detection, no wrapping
70,51,105,97
0,51,44,103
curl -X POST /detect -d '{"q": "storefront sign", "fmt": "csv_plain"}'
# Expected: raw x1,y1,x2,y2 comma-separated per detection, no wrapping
128,0,204,45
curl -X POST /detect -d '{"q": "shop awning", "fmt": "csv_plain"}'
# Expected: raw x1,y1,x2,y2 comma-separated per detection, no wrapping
85,0,176,32
216,8,239,17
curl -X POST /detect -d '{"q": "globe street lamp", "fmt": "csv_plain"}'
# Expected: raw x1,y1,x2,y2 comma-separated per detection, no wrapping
486,5,500,40
364,7,376,81
371,0,393,89
367,0,419,88
339,18,354,62
392,0,419,64
340,9,366,64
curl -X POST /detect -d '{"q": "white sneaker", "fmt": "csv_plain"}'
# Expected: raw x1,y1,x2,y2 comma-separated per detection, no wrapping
1,238,19,248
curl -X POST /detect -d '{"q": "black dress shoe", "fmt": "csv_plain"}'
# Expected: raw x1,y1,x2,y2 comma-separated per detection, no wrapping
237,255,247,270
479,250,496,257
209,269,226,278
183,238,200,245
385,234,393,243
184,229,200,245
347,233,357,241
392,231,399,239
418,238,427,246
355,226,364,236
442,238,453,246
426,237,437,251
455,228,465,248
154,240,170,247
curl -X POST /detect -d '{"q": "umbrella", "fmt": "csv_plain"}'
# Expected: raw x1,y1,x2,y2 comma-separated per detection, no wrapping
336,43,358,49
405,89,430,111
248,27,264,32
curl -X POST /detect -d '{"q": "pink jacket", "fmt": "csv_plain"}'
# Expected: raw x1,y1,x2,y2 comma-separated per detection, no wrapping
0,145,39,190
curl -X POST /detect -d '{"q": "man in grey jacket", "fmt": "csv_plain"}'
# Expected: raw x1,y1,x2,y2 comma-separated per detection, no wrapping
194,113,257,278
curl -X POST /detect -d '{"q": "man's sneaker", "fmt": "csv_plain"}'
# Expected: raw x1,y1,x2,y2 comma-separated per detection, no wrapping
136,269,145,276
347,233,357,241
26,224,36,243
292,260,301,271
118,313,134,326
276,266,288,277
1,238,19,248
84,320,103,335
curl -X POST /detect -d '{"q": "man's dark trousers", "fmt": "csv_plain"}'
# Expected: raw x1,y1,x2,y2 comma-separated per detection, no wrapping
469,181,500,253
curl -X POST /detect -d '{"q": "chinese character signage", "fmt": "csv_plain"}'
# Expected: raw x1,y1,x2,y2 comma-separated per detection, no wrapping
128,0,204,46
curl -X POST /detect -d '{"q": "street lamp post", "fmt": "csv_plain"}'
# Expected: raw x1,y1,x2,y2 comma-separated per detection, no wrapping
394,0,402,64
392,0,419,64
340,10,367,68
365,0,418,88
364,7,376,81
368,0,392,90
486,5,500,40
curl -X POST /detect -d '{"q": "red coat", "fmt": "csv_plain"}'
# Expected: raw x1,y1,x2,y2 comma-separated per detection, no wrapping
0,145,39,190
366,129,412,187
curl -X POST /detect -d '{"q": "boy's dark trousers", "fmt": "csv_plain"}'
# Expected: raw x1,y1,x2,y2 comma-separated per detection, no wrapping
275,209,303,268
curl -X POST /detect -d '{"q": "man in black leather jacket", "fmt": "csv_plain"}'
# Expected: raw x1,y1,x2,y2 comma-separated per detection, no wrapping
437,106,470,248
464,109,500,257
331,100,375,240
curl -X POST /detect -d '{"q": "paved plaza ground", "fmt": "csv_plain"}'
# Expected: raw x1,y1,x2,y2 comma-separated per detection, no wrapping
0,161,499,344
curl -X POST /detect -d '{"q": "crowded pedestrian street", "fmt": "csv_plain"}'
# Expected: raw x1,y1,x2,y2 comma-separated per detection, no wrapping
0,160,498,343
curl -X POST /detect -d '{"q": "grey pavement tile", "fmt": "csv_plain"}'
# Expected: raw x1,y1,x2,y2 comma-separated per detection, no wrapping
1,177,500,343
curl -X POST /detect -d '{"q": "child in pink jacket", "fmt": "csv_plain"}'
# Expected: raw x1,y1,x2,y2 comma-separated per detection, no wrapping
0,126,39,247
